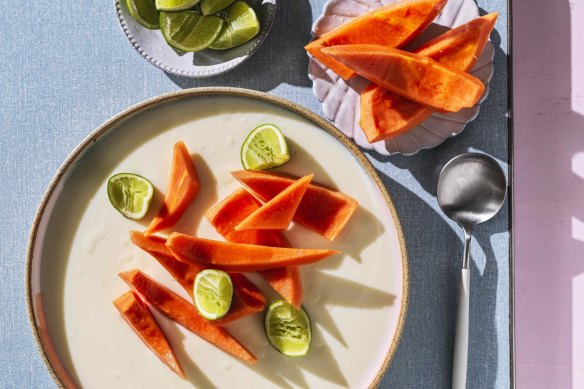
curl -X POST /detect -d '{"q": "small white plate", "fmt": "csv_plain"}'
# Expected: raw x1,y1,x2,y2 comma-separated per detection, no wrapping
27,88,408,388
115,0,277,78
308,0,495,156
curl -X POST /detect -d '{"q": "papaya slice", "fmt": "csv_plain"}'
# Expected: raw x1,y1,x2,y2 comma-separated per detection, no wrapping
206,188,303,309
360,84,431,142
205,188,291,247
232,170,358,241
113,291,186,379
120,269,257,364
360,13,498,142
146,141,200,235
260,267,303,310
130,231,199,293
322,45,485,112
235,174,313,231
129,231,265,324
167,233,339,272
416,13,498,70
306,38,355,80
305,0,448,80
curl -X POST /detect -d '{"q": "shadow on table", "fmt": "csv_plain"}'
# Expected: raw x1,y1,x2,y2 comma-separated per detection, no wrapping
371,168,506,388
166,0,313,91
367,15,509,387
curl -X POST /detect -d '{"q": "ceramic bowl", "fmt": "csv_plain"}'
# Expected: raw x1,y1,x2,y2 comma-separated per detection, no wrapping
115,0,277,78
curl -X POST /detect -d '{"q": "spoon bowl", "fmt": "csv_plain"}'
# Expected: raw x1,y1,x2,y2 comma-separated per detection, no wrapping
437,153,507,231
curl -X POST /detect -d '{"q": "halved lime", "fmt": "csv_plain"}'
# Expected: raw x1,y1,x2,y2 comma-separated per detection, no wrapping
194,269,233,320
126,0,160,29
107,173,154,220
155,0,200,12
264,300,311,357
240,124,290,170
200,0,236,15
160,11,224,52
208,1,260,50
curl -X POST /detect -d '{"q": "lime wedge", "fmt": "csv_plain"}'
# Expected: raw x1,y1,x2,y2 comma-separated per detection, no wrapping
264,300,311,357
160,11,224,52
194,270,233,320
201,0,236,15
155,0,200,12
208,1,260,50
107,173,154,220
126,0,160,29
240,124,290,170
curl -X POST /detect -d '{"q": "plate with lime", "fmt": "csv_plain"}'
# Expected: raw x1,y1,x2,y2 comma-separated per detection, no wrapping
27,88,408,388
116,0,276,77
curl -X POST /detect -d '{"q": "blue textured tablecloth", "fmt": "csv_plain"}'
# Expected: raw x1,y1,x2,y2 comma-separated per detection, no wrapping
0,0,510,387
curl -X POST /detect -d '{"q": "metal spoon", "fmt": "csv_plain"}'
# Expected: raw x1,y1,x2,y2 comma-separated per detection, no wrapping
437,153,507,389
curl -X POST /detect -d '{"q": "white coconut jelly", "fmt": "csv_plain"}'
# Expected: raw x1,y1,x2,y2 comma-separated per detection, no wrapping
37,96,404,389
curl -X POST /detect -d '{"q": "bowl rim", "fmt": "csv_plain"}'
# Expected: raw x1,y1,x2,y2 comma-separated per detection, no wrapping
25,87,409,388
114,0,277,78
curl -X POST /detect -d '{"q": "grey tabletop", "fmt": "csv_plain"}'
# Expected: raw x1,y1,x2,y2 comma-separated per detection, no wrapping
0,0,511,387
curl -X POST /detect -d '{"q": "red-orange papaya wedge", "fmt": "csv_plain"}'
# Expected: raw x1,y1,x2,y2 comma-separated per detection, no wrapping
260,267,303,310
416,13,498,70
120,269,257,364
167,233,339,272
305,0,448,80
323,45,485,113
146,141,200,235
130,231,199,293
205,188,291,247
306,38,356,80
227,273,266,318
205,188,303,309
129,231,265,324
360,13,498,142
232,170,358,241
360,84,431,142
113,291,186,379
235,174,313,231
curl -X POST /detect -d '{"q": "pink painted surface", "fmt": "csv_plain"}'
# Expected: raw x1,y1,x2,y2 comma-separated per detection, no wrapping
514,0,584,387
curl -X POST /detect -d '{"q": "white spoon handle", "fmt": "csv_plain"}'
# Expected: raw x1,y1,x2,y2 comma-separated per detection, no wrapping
452,268,470,389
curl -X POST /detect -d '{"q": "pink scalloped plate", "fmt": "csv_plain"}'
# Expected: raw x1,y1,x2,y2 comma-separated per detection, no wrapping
308,0,495,156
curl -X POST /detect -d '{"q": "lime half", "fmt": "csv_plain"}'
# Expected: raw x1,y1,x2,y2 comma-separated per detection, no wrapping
107,173,154,220
200,0,236,15
208,1,260,50
194,269,233,320
126,0,160,29
160,11,224,52
264,300,311,357
155,0,200,11
240,124,290,170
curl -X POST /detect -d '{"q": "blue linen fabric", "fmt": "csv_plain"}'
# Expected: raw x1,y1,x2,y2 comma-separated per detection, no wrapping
0,0,510,387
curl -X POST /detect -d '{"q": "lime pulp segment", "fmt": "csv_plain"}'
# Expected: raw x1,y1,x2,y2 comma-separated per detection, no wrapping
200,0,237,15
194,269,233,320
155,0,200,11
208,1,260,50
107,173,154,220
160,11,225,52
240,124,290,170
126,0,160,29
264,300,311,357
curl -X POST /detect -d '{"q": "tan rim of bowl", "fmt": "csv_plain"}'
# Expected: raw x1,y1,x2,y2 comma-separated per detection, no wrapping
25,87,409,389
